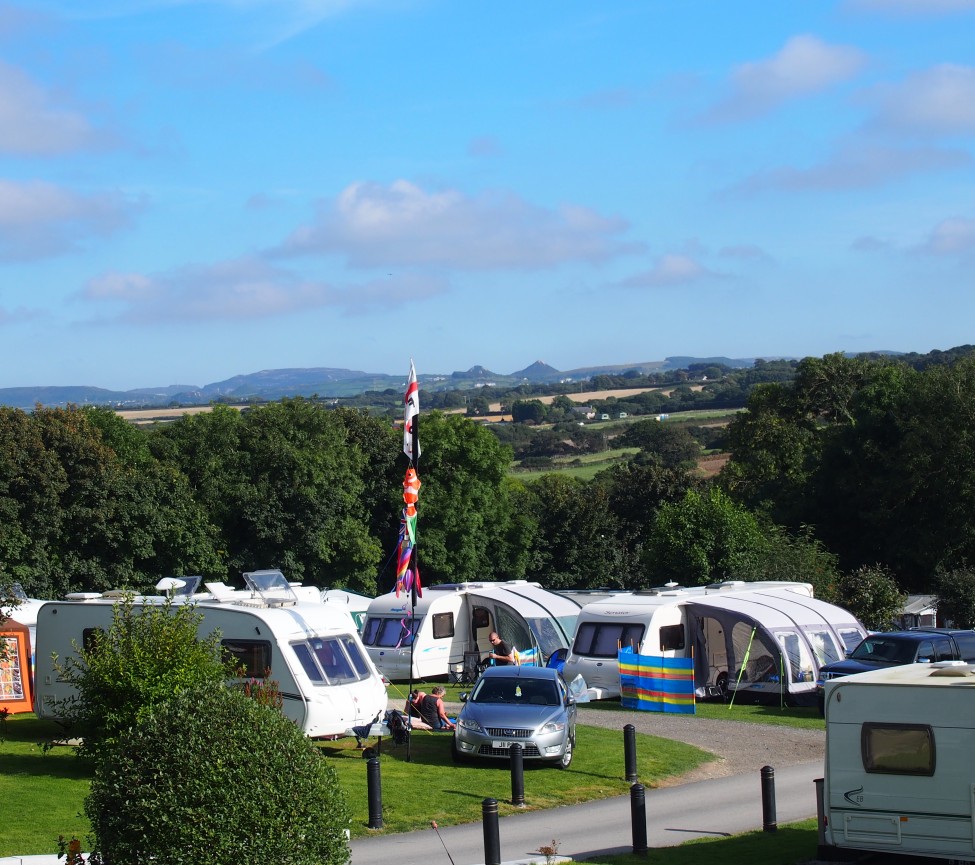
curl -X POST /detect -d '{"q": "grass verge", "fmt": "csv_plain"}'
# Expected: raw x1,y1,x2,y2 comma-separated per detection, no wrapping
0,713,714,854
583,820,819,864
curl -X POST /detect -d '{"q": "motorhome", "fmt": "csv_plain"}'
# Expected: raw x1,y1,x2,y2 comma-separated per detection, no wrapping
562,580,866,706
33,570,388,739
360,581,584,682
822,662,975,861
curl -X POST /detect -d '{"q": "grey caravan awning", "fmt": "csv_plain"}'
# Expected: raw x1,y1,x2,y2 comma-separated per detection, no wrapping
466,584,583,663
687,591,831,707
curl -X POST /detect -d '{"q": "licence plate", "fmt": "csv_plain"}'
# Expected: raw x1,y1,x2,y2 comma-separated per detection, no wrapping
492,740,519,749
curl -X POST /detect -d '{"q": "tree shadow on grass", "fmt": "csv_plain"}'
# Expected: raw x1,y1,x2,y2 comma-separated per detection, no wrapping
0,752,91,781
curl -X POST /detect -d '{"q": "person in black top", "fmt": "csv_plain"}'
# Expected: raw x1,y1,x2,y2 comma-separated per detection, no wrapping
416,686,454,730
485,632,515,666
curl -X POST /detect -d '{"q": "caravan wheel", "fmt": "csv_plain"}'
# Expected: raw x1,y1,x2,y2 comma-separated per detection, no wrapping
716,673,730,700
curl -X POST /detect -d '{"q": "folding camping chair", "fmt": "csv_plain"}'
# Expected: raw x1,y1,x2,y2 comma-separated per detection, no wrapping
451,650,482,685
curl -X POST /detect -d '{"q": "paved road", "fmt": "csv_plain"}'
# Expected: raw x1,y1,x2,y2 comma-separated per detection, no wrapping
350,760,823,865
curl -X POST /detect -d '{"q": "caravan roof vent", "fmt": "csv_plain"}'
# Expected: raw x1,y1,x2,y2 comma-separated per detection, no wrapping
707,580,746,590
929,662,975,677
243,569,299,607
635,584,685,596
64,592,103,601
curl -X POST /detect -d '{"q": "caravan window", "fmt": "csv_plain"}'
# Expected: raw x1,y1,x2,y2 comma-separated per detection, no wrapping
339,635,371,677
291,636,367,685
659,625,685,652
862,723,935,776
573,622,645,658
432,613,454,639
361,616,419,648
222,639,272,677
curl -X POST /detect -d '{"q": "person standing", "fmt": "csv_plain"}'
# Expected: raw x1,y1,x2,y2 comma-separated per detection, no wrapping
485,632,515,666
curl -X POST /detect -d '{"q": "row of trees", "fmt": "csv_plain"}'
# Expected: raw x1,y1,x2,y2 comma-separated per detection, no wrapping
4,350,975,628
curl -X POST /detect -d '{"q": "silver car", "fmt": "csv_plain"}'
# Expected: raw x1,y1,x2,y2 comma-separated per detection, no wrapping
451,666,576,769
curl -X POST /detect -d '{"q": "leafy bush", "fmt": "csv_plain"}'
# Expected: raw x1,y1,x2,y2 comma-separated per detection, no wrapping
85,685,351,865
52,594,229,759
935,566,975,628
836,564,906,630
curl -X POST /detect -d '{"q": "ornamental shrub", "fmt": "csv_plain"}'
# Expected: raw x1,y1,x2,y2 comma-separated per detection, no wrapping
52,594,230,760
85,685,351,865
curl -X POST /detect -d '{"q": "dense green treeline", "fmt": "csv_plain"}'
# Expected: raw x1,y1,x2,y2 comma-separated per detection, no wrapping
3,351,975,628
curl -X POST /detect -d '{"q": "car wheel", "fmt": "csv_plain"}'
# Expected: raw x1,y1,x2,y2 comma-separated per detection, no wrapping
557,735,573,770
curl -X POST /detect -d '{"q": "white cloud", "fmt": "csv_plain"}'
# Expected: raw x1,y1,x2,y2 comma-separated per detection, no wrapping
918,217,975,255
727,142,970,195
703,35,865,123
0,61,105,155
273,180,642,269
615,254,720,288
0,179,141,260
81,256,448,323
870,65,975,135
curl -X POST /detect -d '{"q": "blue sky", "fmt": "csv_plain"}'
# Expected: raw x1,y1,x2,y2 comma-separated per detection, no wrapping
2,0,975,390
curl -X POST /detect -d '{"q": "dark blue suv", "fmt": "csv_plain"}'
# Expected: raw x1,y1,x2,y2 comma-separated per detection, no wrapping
816,627,975,713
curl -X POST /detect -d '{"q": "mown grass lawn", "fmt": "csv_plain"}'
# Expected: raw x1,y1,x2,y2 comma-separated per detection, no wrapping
0,711,714,855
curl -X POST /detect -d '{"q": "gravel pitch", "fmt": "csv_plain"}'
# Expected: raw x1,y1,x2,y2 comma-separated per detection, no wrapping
575,704,825,785
441,699,825,785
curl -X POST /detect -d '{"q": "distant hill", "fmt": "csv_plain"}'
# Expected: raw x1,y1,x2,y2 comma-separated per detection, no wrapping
0,355,763,410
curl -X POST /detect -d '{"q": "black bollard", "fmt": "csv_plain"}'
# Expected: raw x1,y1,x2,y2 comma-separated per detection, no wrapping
367,757,383,829
630,782,648,855
624,723,638,782
761,765,777,833
510,743,525,806
482,798,501,865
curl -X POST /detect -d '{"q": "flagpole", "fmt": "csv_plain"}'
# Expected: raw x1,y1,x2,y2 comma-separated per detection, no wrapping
403,360,421,762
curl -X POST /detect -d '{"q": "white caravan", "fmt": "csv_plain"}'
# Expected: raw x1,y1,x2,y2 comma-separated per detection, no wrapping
360,581,583,681
33,570,387,739
320,588,372,632
562,580,866,706
823,662,975,861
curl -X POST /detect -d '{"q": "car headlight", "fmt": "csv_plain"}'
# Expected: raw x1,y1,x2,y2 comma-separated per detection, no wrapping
539,721,566,735
457,717,484,734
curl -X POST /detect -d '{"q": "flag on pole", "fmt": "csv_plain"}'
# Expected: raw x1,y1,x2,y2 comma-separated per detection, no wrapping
403,360,420,463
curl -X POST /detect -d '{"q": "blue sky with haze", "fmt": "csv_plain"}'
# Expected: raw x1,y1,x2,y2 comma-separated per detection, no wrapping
2,0,975,390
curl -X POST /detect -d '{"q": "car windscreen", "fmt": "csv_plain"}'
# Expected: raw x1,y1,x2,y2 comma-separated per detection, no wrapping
471,677,560,705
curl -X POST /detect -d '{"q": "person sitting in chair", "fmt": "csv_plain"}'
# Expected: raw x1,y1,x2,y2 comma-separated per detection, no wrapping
414,686,454,730
485,632,515,666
